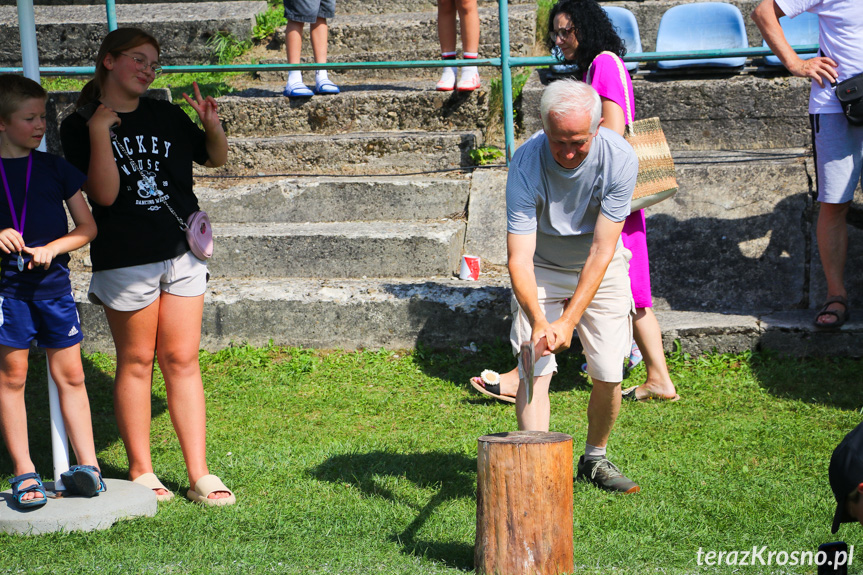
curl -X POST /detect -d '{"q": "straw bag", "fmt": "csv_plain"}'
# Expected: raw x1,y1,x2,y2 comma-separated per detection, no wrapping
589,52,679,212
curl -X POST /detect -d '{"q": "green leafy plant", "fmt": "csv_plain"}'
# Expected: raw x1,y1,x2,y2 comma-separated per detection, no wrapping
470,146,505,165
253,4,287,41
207,31,252,65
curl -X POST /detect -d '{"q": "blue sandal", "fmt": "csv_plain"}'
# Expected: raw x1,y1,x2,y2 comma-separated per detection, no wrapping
60,465,106,497
8,472,48,509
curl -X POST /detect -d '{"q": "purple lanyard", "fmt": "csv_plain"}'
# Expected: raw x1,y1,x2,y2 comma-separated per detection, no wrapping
0,151,32,238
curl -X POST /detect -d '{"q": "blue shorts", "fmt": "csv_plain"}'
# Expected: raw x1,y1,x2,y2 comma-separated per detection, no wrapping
284,0,335,22
0,293,84,350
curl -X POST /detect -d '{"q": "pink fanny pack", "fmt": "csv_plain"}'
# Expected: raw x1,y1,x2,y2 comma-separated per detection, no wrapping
184,210,213,260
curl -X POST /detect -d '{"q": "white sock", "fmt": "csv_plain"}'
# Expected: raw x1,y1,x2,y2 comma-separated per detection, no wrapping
315,69,329,84
584,443,607,460
287,70,304,87
460,66,479,78
438,66,456,84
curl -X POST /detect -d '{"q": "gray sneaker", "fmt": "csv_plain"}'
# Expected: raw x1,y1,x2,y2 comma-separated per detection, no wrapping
576,456,640,493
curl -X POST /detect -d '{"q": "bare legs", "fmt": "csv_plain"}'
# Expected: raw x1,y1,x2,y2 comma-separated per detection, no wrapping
105,293,229,500
285,18,329,65
629,307,677,400
487,309,676,401
0,344,98,502
285,18,337,95
815,201,850,326
437,0,479,55
515,371,620,450
437,0,480,90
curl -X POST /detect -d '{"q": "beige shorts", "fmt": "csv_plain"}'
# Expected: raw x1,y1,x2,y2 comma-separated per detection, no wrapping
510,248,634,384
88,251,209,312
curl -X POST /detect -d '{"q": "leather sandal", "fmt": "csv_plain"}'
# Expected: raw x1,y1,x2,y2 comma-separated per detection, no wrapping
814,295,850,329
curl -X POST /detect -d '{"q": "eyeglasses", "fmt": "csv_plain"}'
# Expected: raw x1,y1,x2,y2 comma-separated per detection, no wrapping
119,53,162,77
548,26,576,43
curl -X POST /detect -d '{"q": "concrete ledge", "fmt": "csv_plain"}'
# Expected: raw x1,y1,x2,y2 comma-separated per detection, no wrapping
521,72,811,150
0,479,157,536
197,176,471,223
207,220,467,279
266,6,535,59
218,87,488,137
214,131,478,176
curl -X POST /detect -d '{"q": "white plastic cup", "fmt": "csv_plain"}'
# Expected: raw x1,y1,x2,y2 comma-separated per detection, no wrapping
459,255,481,280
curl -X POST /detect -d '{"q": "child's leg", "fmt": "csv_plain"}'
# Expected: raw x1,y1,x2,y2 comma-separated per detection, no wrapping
437,0,458,53
456,0,480,89
103,301,161,488
46,344,98,469
456,0,480,55
285,19,314,95
156,293,229,500
285,20,305,64
309,17,328,63
0,345,42,502
310,17,339,93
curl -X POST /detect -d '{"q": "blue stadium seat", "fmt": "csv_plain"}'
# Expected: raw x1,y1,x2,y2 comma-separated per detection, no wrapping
603,6,641,73
656,2,748,69
763,12,818,66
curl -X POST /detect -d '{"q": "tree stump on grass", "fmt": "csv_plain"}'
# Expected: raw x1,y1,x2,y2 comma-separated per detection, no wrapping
475,431,574,575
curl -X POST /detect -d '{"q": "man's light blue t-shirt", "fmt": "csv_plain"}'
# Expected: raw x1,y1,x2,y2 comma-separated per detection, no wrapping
506,126,637,270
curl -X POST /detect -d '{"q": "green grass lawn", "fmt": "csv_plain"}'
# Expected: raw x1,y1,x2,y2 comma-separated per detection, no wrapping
1,343,861,574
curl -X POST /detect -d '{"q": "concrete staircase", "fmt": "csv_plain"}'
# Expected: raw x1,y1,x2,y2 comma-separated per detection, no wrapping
47,0,531,352
32,0,863,355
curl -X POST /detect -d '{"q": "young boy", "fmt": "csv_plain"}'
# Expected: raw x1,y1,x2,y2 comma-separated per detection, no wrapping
282,0,340,97
0,74,101,508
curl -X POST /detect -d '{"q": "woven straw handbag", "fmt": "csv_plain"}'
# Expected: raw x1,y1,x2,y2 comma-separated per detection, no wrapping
589,52,679,212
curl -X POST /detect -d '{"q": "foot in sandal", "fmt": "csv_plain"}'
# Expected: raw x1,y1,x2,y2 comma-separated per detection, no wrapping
187,474,235,506
132,472,175,502
469,367,519,403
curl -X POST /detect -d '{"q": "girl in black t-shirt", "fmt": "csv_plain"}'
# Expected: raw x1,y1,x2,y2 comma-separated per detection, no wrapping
60,28,234,506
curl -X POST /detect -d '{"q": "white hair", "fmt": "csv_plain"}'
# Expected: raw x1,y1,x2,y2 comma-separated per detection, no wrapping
540,79,602,133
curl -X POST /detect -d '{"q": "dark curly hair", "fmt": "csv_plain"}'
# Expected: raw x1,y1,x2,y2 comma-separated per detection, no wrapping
546,0,626,73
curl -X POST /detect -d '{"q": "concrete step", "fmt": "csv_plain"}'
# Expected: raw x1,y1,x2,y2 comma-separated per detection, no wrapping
0,1,267,67
71,273,863,356
218,85,488,137
254,52,501,84
521,71,811,150
274,6,535,57
196,176,470,223
207,131,479,176
205,220,466,279
338,0,533,16
256,4,535,83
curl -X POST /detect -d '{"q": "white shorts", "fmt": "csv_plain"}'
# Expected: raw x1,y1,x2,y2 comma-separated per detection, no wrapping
88,251,208,312
510,248,635,384
811,113,863,205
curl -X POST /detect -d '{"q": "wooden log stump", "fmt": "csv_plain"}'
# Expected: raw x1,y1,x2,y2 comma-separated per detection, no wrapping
475,431,574,575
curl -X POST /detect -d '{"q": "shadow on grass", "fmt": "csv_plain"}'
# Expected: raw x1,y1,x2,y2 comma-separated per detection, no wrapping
310,450,476,571
749,351,863,410
0,350,168,482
